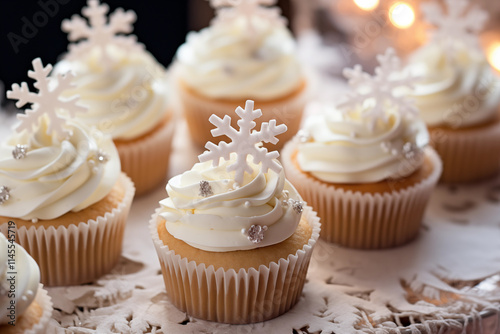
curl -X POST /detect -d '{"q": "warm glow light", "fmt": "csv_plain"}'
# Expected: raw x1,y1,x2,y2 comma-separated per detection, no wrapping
488,44,500,72
389,2,415,29
354,0,379,11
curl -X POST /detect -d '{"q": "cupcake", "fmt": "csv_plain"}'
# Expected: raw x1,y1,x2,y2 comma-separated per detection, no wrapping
55,0,175,195
150,100,320,323
0,232,52,334
407,0,500,182
173,0,309,150
282,49,442,249
0,58,135,286
0,232,53,334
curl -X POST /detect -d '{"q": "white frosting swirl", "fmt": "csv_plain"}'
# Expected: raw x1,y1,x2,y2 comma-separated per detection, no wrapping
55,46,169,140
297,106,429,183
175,17,303,100
159,154,303,252
0,233,40,325
0,116,120,220
408,43,500,128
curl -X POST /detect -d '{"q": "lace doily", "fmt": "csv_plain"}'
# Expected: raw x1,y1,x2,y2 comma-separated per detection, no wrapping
1,87,499,334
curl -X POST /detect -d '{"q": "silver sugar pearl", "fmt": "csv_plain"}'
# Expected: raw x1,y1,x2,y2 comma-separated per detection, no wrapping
246,224,268,244
0,186,11,205
199,180,214,197
97,150,109,163
244,201,251,208
290,199,304,214
12,144,28,160
297,130,311,143
32,218,38,223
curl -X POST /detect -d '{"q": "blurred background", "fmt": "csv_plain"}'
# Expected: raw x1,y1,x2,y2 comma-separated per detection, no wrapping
1,0,500,108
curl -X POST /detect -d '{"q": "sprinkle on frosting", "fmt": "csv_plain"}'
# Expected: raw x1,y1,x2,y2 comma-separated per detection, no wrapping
12,144,28,160
6,58,87,139
199,180,214,197
198,100,287,185
337,48,418,130
244,224,268,244
0,186,10,205
421,0,488,56
62,0,143,69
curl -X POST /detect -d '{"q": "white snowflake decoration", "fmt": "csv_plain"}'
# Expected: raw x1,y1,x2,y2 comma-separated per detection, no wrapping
198,100,287,185
62,0,143,67
337,48,418,129
210,0,286,32
421,0,488,52
6,58,87,138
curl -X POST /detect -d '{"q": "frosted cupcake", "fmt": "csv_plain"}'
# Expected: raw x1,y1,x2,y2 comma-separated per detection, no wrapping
282,49,442,249
173,0,309,150
150,100,320,323
407,0,500,182
0,58,135,286
55,0,174,195
0,233,53,334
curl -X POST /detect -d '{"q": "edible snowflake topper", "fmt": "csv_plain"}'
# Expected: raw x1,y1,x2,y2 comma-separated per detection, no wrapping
62,0,143,68
6,58,87,138
337,48,418,130
421,0,488,53
198,100,287,185
210,0,286,34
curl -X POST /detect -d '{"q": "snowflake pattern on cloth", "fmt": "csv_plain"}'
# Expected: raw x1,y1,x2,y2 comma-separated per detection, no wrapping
337,48,418,130
421,0,488,53
198,100,287,185
6,58,86,138
62,0,144,68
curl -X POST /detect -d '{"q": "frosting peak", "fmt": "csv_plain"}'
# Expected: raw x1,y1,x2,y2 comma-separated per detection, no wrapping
297,105,428,183
0,117,120,220
174,16,303,100
159,154,303,252
408,43,500,128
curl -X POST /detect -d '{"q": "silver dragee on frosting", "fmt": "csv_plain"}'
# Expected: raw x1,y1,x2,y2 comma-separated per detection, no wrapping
0,233,40,324
408,43,500,128
174,16,303,100
0,116,120,220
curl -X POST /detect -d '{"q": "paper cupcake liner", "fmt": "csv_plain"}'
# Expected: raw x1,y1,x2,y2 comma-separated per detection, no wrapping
27,285,54,334
149,207,321,324
1,173,135,286
429,121,500,183
281,142,442,249
176,79,309,151
116,115,176,196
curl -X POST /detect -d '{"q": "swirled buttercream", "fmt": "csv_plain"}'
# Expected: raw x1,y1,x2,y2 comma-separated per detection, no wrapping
297,106,429,183
0,116,120,220
174,17,303,100
55,46,169,140
0,233,40,324
159,153,303,252
408,43,500,128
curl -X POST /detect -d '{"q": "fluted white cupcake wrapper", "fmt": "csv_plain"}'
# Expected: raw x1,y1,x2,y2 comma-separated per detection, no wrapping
27,284,53,334
429,121,500,183
149,206,321,324
117,114,176,196
281,142,442,249
1,173,135,286
176,76,310,151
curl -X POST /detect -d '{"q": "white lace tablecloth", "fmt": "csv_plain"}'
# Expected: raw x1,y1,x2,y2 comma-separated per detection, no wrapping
1,86,500,334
